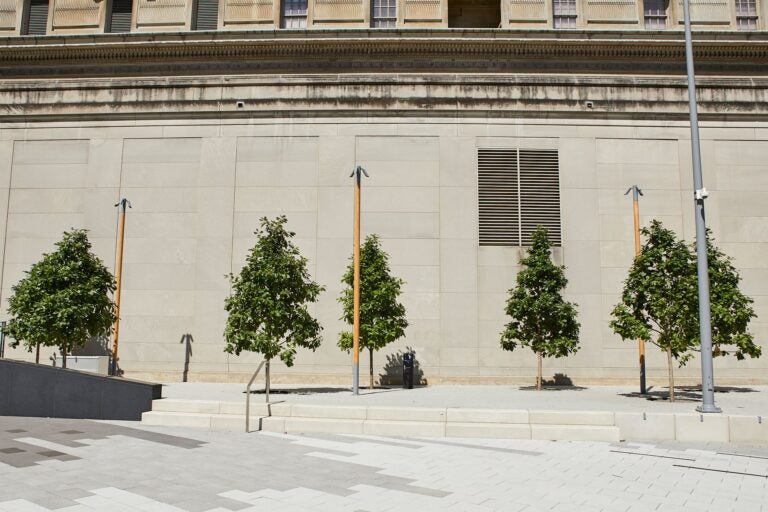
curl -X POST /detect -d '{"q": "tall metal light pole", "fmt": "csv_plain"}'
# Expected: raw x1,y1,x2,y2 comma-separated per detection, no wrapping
682,0,720,413
625,185,646,395
111,198,131,377
350,166,368,395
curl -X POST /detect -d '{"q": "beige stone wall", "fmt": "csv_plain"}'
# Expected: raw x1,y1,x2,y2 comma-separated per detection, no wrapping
1,116,767,385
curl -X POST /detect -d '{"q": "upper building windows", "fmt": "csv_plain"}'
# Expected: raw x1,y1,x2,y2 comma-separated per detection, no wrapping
448,0,500,28
282,0,308,28
22,0,48,35
372,0,397,27
643,0,667,29
553,0,577,29
735,0,758,29
107,0,133,33
193,0,220,30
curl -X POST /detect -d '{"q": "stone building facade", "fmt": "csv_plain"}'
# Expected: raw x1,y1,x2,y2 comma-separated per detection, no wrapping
0,0,767,385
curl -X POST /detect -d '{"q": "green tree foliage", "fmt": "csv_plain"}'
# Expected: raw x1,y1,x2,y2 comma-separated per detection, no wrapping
500,227,580,390
224,216,324,389
5,229,116,368
706,236,761,361
610,220,760,401
339,234,408,389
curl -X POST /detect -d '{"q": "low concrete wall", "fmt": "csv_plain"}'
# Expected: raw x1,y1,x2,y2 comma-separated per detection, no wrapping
0,359,162,421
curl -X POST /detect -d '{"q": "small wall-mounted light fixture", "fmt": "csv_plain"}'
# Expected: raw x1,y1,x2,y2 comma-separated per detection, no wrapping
585,101,594,109
236,101,245,109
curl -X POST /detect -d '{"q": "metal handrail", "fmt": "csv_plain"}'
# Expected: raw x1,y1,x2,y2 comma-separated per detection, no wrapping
245,359,269,433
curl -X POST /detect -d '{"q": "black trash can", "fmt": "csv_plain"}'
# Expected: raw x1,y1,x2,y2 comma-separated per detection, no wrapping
402,352,414,389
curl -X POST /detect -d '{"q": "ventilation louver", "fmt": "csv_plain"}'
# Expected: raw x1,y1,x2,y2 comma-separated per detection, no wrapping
478,148,561,246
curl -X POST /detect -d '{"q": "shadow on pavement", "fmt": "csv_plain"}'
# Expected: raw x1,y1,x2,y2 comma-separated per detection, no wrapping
519,373,587,391
619,385,757,402
245,387,351,395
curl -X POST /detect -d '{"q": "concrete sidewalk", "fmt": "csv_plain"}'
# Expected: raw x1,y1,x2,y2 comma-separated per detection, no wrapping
160,382,768,416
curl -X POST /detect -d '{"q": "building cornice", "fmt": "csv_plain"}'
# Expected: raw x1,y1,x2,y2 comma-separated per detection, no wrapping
1,30,768,78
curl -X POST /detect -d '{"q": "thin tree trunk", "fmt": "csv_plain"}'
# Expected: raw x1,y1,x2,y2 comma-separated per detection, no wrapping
62,347,67,369
667,348,675,402
265,359,270,404
537,352,542,391
35,343,40,364
370,348,374,390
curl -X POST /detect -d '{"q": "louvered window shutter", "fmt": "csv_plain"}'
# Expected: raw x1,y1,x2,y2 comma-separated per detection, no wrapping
519,149,561,245
107,0,133,33
193,0,219,30
478,148,520,246
478,148,561,247
24,0,48,36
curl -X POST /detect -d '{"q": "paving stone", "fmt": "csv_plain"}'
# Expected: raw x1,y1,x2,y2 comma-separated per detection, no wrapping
1,418,767,511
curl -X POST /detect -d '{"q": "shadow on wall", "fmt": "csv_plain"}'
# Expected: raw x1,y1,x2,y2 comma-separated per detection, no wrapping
72,335,111,357
380,347,427,386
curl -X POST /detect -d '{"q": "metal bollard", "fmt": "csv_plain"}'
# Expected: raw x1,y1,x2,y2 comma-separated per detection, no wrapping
402,352,414,389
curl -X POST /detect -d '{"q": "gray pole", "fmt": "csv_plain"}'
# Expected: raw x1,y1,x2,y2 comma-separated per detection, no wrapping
682,0,720,413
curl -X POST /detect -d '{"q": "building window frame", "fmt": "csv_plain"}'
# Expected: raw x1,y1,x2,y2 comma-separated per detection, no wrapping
372,0,397,27
643,0,667,29
282,0,308,28
106,0,134,33
553,0,577,29
21,0,49,36
735,0,758,29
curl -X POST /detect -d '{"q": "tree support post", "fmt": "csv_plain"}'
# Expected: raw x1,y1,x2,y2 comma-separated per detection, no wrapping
625,185,647,395
536,353,542,391
350,166,368,395
682,0,720,413
111,198,131,377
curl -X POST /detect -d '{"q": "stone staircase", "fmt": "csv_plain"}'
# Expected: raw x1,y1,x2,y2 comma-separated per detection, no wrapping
141,399,622,442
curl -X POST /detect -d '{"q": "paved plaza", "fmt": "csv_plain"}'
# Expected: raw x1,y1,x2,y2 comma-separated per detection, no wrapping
1,416,767,512
162,382,768,415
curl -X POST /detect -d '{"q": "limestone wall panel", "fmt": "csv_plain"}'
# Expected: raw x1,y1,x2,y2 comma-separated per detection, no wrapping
403,0,442,21
585,0,638,24
136,0,188,29
50,0,103,33
507,0,548,25
312,0,365,23
0,0,18,33
680,0,730,24
223,0,274,26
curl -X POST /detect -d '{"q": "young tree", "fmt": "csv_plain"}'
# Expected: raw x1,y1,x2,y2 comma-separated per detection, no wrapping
5,229,116,368
610,221,761,401
610,221,697,401
500,227,580,390
338,234,408,389
224,216,324,395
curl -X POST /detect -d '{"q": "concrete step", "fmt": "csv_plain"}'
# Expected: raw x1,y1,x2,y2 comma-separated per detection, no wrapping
150,398,270,416
141,399,768,444
141,411,266,431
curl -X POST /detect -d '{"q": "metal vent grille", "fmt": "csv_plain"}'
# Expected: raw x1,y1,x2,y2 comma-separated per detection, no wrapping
107,0,133,33
24,0,48,35
193,0,219,30
478,148,561,247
